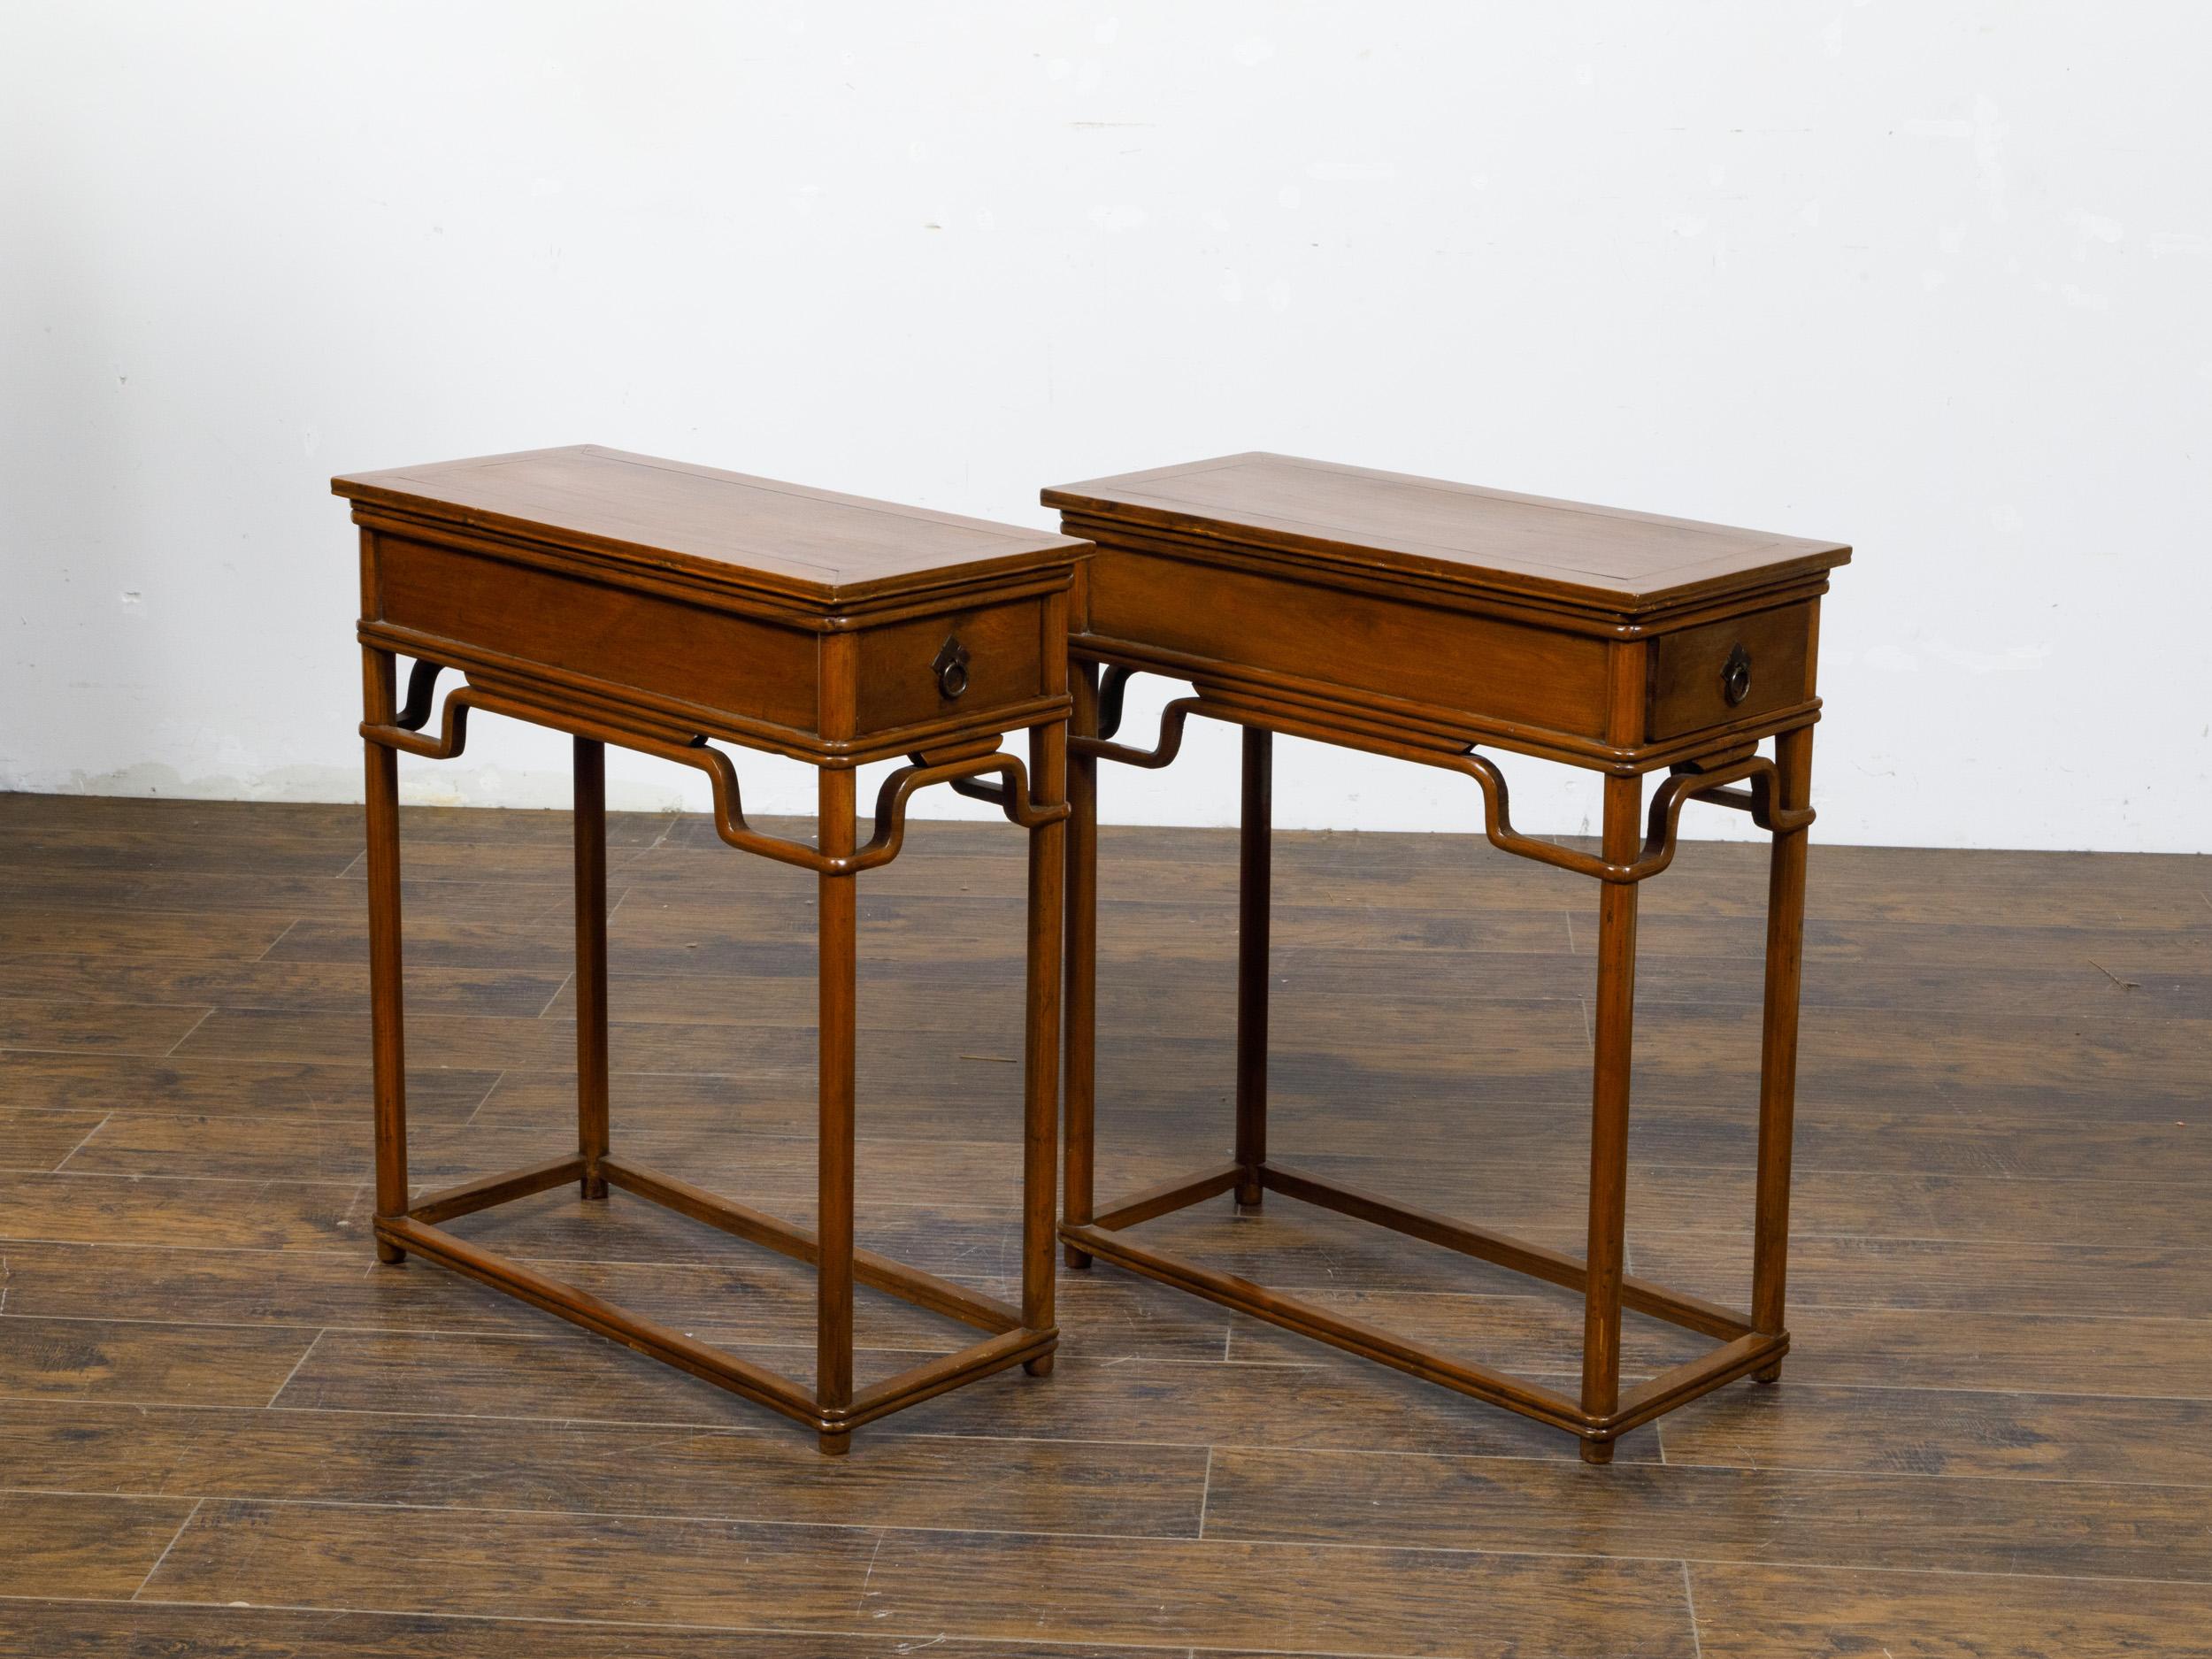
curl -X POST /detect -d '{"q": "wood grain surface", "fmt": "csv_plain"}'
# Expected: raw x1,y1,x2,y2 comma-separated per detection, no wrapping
1043,451,1849,612
335,445,1088,603
3,791,2208,1656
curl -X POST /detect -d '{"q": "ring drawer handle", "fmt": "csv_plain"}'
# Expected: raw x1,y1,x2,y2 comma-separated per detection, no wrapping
1720,642,1752,707
932,636,972,700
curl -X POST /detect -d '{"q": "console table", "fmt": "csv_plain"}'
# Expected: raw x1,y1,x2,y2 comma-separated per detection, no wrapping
334,445,1087,1453
1043,452,1849,1462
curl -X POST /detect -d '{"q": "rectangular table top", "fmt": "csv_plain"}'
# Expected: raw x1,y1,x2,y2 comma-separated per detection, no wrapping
335,445,1087,607
1044,452,1848,618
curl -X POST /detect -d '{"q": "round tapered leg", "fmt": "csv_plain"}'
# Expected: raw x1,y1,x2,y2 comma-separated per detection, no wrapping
1578,775,1642,1455
1233,729,1271,1211
573,737,611,1200
1751,729,1815,1370
1062,669,1100,1269
362,655,414,1278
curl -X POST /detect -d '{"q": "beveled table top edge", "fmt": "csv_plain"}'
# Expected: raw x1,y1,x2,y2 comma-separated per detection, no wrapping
1044,450,1850,616
335,444,1090,609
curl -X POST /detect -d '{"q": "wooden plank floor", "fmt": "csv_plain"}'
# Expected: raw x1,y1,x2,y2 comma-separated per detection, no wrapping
2,789,2208,1657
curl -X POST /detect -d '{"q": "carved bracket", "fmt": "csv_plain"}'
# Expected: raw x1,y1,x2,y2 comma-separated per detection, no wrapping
395,658,444,732
1094,664,1138,741
1071,692,1204,772
1074,672,1814,885
1444,750,1813,885
363,660,1066,877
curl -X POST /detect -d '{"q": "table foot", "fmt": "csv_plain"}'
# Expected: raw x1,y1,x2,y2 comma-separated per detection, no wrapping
1752,1361,1783,1385
1064,1244,1093,1270
1023,1354,1056,1378
1579,1438,1616,1465
374,1240,406,1265
817,1429,851,1457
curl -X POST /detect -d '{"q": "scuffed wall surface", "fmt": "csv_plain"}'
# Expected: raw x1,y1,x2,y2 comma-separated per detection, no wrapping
3,2,2207,849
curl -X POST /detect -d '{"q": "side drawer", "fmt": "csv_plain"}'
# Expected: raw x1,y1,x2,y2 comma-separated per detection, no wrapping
1647,603,1815,741
373,533,819,735
854,599,1048,740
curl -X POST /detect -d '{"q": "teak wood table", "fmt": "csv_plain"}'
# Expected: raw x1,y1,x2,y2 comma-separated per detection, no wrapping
334,445,1087,1454
1043,453,1850,1462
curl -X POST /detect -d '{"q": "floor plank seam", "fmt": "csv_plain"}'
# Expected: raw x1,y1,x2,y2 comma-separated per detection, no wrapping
47,1110,114,1175
128,1496,202,1601
15,1486,2209,1587
458,1069,509,1128
0,1488,1300,1555
14,1402,2212,1493
157,1008,217,1057
262,1329,325,1408
14,1398,1709,1463
534,972,574,1020
251,918,303,962
11,1594,1262,1656
613,812,687,867
12,1283,2212,1352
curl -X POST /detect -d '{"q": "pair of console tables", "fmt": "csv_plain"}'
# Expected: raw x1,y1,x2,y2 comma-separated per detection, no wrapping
334,446,1847,1460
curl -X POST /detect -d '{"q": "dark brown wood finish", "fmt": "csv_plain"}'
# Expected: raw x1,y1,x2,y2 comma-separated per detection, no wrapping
1062,659,1102,1270
1234,726,1271,1207
359,647,409,1267
1021,665,1070,1368
1047,453,1850,1459
1752,723,1816,1371
572,736,610,1200
816,763,859,1449
4,792,2210,1655
331,449,1084,1451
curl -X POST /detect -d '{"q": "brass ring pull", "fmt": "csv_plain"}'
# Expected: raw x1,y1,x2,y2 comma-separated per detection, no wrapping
1720,642,1752,707
932,636,971,700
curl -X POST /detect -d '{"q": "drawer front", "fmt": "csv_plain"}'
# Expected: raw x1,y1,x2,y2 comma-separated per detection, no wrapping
1648,603,1815,741
373,534,819,734
854,599,1048,739
1087,548,1612,742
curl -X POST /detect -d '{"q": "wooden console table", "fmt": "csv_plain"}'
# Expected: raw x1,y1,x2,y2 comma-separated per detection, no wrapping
334,446,1087,1453
1043,453,1849,1462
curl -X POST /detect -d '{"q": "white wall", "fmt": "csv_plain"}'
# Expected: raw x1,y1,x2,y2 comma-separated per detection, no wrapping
4,1,2208,851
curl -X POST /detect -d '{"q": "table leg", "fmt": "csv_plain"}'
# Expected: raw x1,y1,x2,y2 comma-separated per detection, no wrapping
361,649,410,1266
1024,719,1068,1373
574,737,611,1200
1752,726,1814,1380
1235,726,1272,1208
817,766,857,1455
1063,664,1099,1269
1579,772,1643,1463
